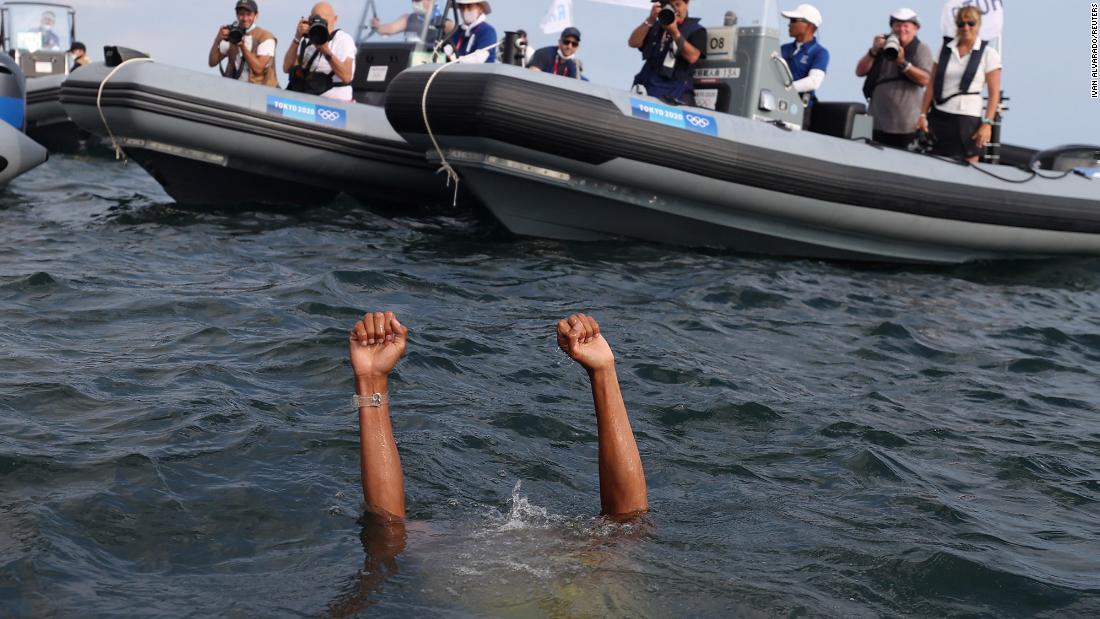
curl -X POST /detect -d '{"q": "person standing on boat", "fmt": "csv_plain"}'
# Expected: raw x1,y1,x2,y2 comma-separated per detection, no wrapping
628,0,707,105
916,6,1002,163
529,27,582,79
443,0,497,63
69,42,90,73
347,311,648,522
283,2,357,101
779,4,829,109
209,0,279,88
371,0,448,42
855,8,932,149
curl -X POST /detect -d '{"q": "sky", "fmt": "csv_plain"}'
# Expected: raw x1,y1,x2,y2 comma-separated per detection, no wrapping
46,0,1100,147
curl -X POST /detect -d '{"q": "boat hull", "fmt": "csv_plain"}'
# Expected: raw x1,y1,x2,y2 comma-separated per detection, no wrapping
0,121,48,186
61,62,449,207
385,64,1100,264
26,74,83,154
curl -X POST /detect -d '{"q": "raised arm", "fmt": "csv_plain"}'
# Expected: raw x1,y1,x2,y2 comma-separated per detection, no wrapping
557,314,648,518
209,26,229,67
349,311,408,521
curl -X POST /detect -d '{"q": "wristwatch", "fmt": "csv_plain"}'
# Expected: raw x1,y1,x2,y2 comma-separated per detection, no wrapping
901,62,912,72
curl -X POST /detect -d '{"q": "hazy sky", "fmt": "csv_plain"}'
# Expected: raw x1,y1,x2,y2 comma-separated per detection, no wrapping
57,0,1099,147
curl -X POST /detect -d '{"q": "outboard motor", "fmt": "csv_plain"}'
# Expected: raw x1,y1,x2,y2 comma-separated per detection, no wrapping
0,51,27,131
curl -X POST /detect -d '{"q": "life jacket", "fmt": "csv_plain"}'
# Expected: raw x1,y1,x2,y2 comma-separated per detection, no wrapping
862,36,923,100
933,38,988,106
225,26,279,87
633,18,705,103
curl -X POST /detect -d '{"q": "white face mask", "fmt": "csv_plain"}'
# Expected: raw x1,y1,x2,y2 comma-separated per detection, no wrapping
412,2,428,15
462,9,479,25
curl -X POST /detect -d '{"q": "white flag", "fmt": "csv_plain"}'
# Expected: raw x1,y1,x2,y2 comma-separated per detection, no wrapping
540,0,574,34
588,0,652,8
941,0,1005,41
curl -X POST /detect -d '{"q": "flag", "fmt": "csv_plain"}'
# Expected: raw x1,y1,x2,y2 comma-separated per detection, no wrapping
941,0,1005,41
588,0,652,8
541,0,574,34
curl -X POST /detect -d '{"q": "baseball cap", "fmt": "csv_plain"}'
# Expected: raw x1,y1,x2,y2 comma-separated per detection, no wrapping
561,27,581,42
781,4,823,28
235,0,258,13
889,8,920,26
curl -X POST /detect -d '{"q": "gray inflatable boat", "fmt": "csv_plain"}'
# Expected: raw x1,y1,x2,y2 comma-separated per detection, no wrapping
27,72,83,153
60,58,447,207
385,26,1100,264
1,51,47,187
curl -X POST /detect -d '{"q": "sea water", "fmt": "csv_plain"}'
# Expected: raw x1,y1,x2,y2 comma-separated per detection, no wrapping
1,155,1098,616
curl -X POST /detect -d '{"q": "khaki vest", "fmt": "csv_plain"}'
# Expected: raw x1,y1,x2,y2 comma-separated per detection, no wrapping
227,26,278,87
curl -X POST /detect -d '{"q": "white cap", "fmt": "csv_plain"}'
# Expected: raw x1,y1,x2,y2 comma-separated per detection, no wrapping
890,8,920,26
456,0,491,15
781,4,823,28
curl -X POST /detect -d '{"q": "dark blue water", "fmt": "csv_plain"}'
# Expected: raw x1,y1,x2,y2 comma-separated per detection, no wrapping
2,155,1099,617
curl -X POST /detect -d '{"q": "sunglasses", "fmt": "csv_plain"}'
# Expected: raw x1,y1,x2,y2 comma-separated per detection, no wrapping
956,20,977,28
789,18,809,24
561,39,579,47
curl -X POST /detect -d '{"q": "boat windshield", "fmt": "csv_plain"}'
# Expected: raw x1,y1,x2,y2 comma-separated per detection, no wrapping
2,2,74,52
355,0,448,46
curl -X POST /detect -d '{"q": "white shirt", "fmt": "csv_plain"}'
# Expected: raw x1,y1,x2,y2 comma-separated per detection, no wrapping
218,33,276,81
297,29,357,101
935,39,1002,117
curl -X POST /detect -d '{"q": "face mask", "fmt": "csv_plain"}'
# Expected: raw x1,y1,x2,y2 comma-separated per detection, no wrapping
412,3,428,15
462,10,479,25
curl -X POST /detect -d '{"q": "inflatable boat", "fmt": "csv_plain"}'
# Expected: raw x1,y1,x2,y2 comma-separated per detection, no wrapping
1,49,48,186
59,54,449,207
384,24,1100,264
26,72,83,152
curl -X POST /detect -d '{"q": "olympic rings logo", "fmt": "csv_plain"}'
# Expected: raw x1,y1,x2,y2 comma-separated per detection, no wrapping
685,114,711,128
318,109,342,122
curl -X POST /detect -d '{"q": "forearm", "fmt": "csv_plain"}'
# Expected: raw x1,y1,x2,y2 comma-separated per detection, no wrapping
357,374,405,520
678,38,701,64
855,50,874,77
282,40,299,73
984,71,1002,120
589,366,647,517
628,22,651,49
242,49,268,76
906,65,930,87
208,37,224,67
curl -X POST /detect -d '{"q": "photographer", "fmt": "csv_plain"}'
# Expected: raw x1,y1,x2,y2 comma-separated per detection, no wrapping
282,2,356,101
855,8,931,149
208,0,279,88
628,0,707,105
529,27,582,79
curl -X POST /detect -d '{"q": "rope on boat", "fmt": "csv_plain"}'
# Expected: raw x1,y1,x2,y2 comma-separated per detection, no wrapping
421,39,502,207
96,57,155,162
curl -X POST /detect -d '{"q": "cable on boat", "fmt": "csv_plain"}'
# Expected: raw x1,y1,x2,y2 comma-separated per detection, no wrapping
96,57,155,161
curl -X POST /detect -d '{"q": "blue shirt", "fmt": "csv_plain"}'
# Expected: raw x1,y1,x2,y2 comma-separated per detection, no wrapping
780,37,829,98
529,46,578,78
448,21,497,63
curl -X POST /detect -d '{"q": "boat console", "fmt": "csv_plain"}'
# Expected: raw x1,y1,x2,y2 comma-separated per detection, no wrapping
692,12,871,140
0,2,76,77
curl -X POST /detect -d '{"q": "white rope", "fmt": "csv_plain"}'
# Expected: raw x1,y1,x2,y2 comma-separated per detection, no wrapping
421,40,501,207
95,57,155,161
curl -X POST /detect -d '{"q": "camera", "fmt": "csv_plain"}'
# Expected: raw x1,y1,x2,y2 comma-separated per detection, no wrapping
307,15,330,46
652,1,676,27
882,33,902,60
226,21,246,45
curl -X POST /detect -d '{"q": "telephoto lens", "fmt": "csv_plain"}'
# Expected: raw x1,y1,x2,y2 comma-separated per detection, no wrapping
307,15,330,46
882,34,902,60
227,21,246,45
657,3,676,26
